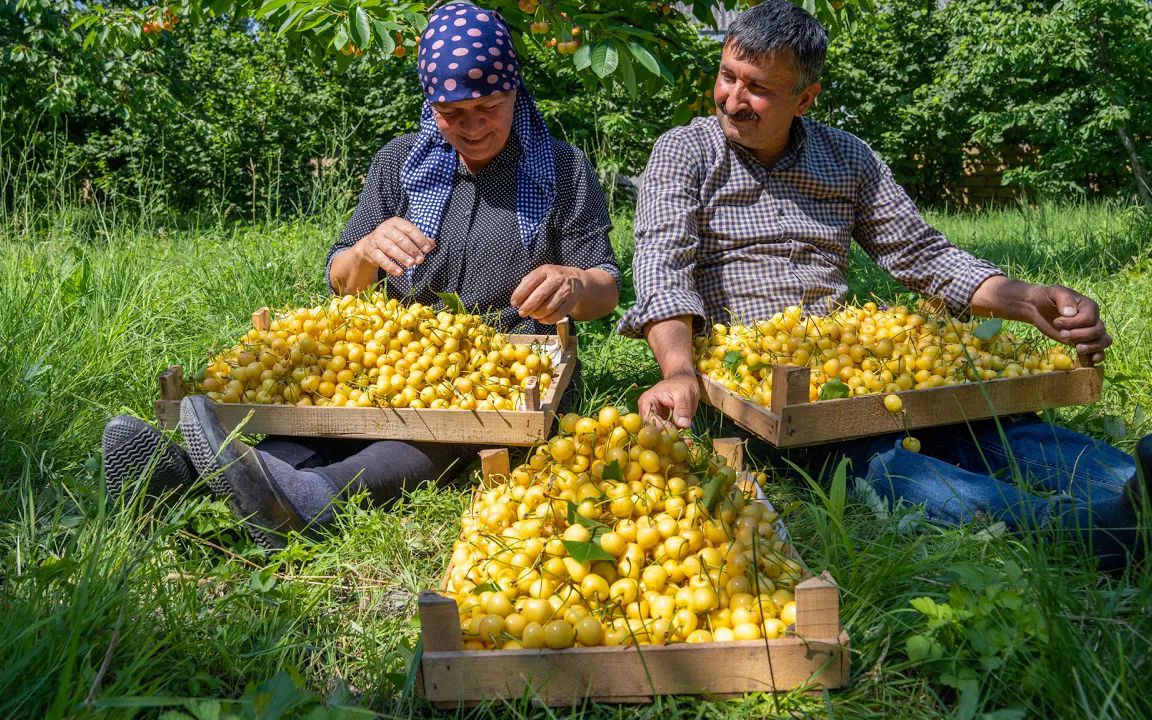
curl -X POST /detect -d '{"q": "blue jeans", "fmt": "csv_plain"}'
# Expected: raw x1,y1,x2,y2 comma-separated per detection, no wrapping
836,415,1135,533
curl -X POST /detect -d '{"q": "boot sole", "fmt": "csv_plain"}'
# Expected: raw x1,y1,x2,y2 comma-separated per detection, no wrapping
103,416,196,503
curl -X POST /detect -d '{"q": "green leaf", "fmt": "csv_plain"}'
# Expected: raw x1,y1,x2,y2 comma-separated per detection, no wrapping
600,459,623,481
573,42,591,71
248,568,277,593
404,11,428,32
722,350,744,377
973,318,1003,341
333,24,350,50
627,41,661,77
372,19,396,54
701,471,727,515
910,596,941,617
818,377,851,400
905,634,937,663
350,7,371,48
297,11,333,33
435,291,466,314
614,44,637,95
277,7,305,35
471,580,500,594
256,0,295,19
565,501,608,534
561,539,614,563
589,42,619,79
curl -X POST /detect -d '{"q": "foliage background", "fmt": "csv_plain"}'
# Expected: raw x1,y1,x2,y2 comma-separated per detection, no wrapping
816,0,1152,204
4,0,1150,215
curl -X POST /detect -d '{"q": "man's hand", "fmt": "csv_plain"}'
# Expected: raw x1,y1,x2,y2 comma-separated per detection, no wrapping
1026,284,1111,366
511,265,584,324
638,372,699,429
354,217,436,277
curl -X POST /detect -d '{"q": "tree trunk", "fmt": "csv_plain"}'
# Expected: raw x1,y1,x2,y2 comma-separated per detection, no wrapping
1097,30,1152,209
1115,125,1152,209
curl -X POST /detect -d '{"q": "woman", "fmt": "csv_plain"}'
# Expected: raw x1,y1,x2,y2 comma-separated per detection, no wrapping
102,3,621,549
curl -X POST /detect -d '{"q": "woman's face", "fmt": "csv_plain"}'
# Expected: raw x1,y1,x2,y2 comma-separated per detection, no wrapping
431,89,517,172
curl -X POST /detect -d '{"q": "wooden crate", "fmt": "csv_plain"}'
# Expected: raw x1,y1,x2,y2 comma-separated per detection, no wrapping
414,441,850,708
155,309,577,446
699,363,1103,448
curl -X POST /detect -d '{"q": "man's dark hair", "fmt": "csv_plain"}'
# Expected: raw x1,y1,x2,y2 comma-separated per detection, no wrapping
725,0,828,93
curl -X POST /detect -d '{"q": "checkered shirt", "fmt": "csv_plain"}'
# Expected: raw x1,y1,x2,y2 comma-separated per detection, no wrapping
617,116,1004,337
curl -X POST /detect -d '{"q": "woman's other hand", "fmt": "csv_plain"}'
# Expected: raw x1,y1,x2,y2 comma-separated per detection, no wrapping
355,217,437,277
511,264,584,324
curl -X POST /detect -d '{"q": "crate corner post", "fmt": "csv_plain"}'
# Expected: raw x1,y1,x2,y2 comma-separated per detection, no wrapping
478,448,510,488
155,366,186,429
711,437,745,471
417,591,463,652
794,572,841,640
770,364,811,416
252,307,271,331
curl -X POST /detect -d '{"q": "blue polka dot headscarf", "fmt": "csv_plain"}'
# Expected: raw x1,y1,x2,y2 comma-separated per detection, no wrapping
403,2,556,249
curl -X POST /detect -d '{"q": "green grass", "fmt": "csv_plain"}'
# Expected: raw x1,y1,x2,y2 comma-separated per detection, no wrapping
1,199,1150,719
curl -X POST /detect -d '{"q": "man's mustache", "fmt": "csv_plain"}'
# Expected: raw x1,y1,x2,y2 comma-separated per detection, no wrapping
717,104,759,123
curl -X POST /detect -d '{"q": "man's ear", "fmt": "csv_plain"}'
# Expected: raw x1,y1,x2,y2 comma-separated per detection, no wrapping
794,82,822,117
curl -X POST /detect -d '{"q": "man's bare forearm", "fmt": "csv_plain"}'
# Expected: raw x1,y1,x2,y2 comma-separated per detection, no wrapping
969,275,1040,323
644,316,697,379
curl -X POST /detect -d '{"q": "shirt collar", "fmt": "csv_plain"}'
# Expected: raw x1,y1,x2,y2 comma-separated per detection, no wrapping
728,117,808,173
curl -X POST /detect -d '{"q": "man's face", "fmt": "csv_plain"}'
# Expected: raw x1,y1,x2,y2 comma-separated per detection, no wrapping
713,44,820,161
432,89,517,171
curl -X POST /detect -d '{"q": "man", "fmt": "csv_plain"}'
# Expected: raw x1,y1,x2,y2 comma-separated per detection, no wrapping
619,0,1149,567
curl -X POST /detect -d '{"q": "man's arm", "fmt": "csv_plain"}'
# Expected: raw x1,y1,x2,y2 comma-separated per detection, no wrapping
638,316,699,429
852,148,1004,314
848,145,1110,364
970,276,1111,365
617,129,711,426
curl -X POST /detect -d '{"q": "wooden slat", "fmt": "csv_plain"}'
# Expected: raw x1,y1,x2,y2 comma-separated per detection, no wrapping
479,448,510,488
700,367,1102,449
421,631,849,707
775,366,1103,447
698,375,781,440
155,399,548,445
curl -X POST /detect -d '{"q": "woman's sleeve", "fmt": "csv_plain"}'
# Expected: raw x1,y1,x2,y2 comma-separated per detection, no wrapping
325,147,399,293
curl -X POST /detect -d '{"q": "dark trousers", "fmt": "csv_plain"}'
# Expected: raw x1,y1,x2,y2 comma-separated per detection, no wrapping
256,436,473,505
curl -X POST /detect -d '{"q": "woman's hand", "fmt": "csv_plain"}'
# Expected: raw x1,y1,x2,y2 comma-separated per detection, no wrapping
354,217,437,277
511,265,584,324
